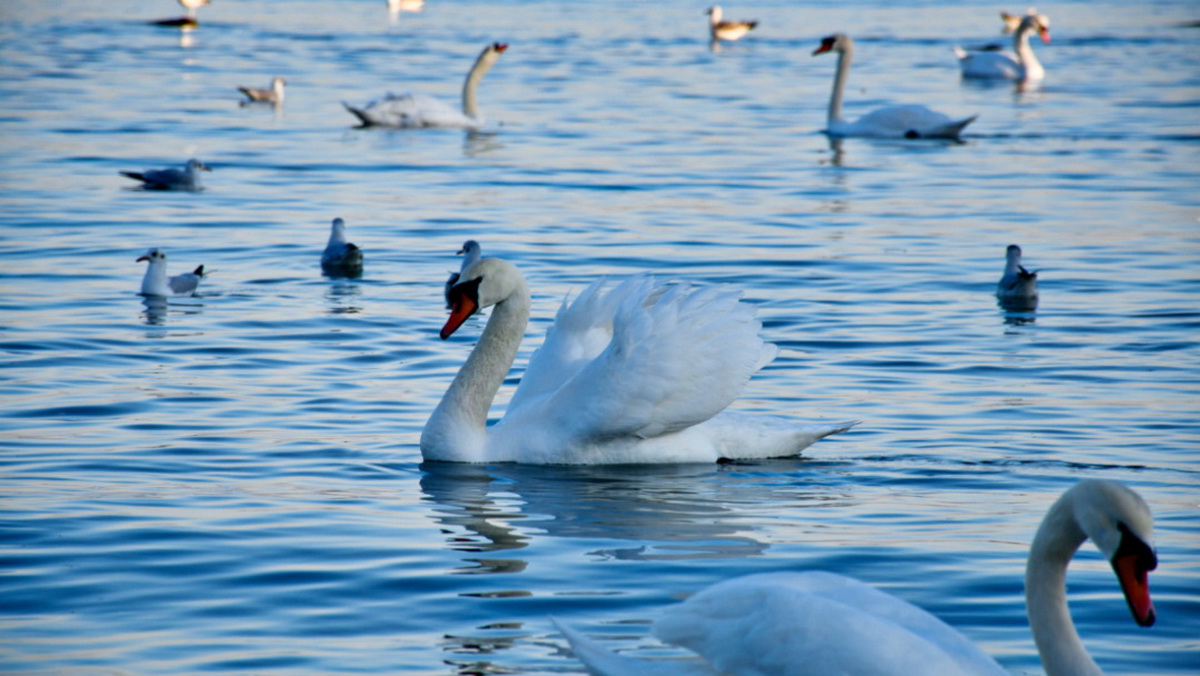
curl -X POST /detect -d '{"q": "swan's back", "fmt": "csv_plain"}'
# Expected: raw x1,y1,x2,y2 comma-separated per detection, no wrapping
653,572,1007,676
348,93,474,128
838,105,976,139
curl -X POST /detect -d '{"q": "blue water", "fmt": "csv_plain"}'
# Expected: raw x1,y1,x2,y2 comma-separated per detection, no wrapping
1,0,1197,673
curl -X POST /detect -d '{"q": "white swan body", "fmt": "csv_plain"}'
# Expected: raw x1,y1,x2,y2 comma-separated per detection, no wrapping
558,479,1158,676
813,34,977,139
238,76,286,105
120,158,210,191
137,247,205,296
344,43,507,129
996,243,1038,308
707,6,757,43
444,240,482,308
321,217,363,277
422,257,856,464
956,12,1050,81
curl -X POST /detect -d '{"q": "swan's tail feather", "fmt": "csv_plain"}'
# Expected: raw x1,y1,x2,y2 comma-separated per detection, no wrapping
342,101,373,127
925,115,977,139
816,420,860,439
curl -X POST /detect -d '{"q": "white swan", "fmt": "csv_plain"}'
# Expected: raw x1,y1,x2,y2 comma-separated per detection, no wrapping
238,76,286,105
956,12,1050,81
444,240,482,308
707,6,757,43
120,158,210,191
423,257,856,464
812,34,977,139
344,42,508,129
137,247,206,296
557,479,1158,676
996,243,1038,310
321,218,363,277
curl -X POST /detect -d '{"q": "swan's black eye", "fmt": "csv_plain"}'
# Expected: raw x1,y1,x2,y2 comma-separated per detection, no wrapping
1116,522,1157,573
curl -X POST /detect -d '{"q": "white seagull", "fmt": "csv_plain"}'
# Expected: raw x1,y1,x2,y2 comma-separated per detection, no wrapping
707,6,758,43
344,42,508,130
444,240,482,308
120,159,210,191
137,248,206,296
238,76,286,105
321,218,364,277
556,479,1157,676
996,243,1038,308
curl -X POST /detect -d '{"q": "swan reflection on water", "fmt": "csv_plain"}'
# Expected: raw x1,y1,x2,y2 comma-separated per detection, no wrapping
414,462,856,568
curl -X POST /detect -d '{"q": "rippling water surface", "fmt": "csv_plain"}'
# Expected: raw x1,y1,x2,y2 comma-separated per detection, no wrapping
2,0,1198,673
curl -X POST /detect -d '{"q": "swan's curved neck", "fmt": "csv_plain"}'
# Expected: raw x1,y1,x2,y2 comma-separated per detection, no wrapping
420,280,530,462
828,42,852,128
461,51,498,120
1013,24,1044,79
1025,493,1103,676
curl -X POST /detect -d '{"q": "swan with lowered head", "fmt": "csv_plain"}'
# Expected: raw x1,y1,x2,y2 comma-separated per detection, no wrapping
444,240,482,308
707,6,758,43
997,243,1038,309
321,218,364,277
556,479,1158,676
813,34,977,139
120,158,210,191
137,247,206,296
423,257,856,464
956,12,1050,81
344,42,508,130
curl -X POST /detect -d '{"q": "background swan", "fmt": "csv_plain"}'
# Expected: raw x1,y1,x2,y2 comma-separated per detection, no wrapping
423,257,855,464
813,34,977,139
320,217,363,278
344,42,507,129
119,158,210,191
707,6,757,43
137,247,205,296
956,12,1050,81
444,239,482,308
996,243,1038,309
557,479,1158,676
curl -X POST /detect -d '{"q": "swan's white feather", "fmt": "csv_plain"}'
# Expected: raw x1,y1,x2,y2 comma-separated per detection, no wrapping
348,92,475,129
833,105,977,140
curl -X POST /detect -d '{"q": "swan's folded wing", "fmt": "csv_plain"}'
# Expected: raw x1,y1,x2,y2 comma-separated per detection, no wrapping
513,279,775,445
654,572,1007,676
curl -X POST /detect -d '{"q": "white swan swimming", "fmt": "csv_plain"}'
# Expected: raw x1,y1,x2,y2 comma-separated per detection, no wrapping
137,247,206,296
707,6,758,43
120,158,210,191
444,240,482,308
320,218,363,277
557,479,1158,676
422,257,856,464
956,12,1050,81
238,76,286,105
344,42,508,129
996,243,1038,309
812,33,977,139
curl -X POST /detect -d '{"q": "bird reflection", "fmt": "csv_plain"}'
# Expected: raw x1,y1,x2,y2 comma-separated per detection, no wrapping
419,462,774,572
463,130,503,157
140,295,204,326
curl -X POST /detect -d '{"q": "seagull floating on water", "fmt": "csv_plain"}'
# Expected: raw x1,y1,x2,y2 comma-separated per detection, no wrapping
997,244,1038,309
120,159,210,191
444,240,482,308
152,0,210,27
238,76,286,105
321,218,364,278
137,248,205,296
707,5,758,43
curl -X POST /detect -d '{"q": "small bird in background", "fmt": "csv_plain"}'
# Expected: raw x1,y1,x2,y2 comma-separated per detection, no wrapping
238,76,286,106
707,5,758,44
120,159,210,192
444,240,482,308
996,244,1038,310
137,248,206,296
178,0,210,20
321,218,364,278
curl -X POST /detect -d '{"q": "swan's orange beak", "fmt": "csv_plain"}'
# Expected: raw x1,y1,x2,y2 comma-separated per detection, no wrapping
1038,27,1050,44
441,294,478,340
1113,549,1157,627
494,43,509,53
812,44,832,56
